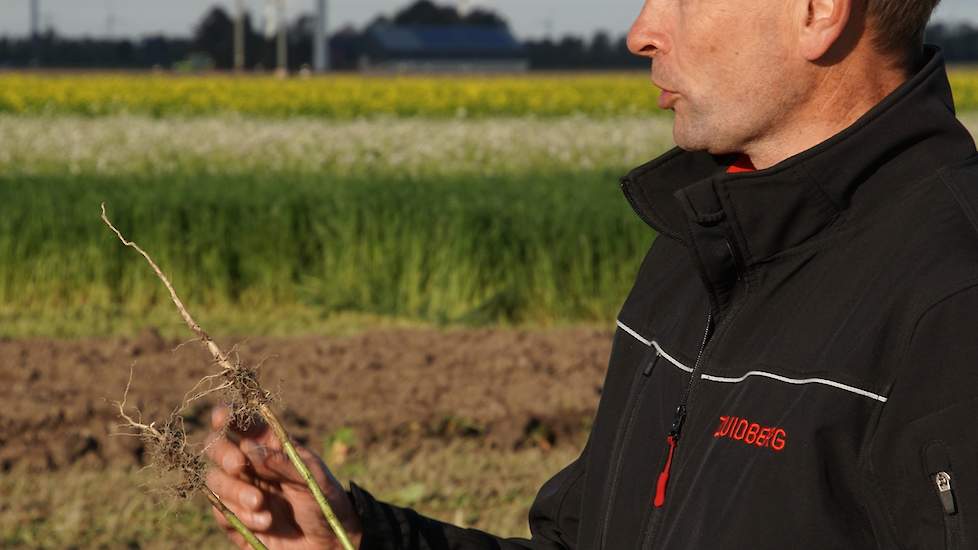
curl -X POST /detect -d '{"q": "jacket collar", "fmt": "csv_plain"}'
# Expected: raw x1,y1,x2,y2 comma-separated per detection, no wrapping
621,46,977,314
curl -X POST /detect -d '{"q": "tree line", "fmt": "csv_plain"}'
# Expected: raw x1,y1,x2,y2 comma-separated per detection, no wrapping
0,1,975,70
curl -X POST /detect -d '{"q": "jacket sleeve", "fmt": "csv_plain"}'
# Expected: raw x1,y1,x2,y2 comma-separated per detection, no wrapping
865,284,978,549
348,445,587,550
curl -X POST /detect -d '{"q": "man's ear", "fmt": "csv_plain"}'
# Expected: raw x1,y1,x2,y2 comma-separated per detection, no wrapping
797,0,854,61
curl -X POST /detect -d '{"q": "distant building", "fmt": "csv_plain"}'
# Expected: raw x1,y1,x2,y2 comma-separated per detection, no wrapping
360,23,528,73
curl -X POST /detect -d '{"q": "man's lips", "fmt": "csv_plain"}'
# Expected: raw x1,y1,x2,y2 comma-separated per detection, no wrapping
653,78,680,109
652,81,679,109
658,89,679,109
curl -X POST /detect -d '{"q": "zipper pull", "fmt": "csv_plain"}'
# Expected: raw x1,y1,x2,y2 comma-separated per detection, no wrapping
669,405,687,439
935,472,957,515
653,435,678,508
642,350,661,377
652,405,687,508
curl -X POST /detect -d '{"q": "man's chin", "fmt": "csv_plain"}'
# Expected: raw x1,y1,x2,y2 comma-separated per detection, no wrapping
672,122,733,154
672,128,710,153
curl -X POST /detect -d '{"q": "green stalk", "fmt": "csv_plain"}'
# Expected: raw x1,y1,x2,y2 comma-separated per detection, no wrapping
204,486,270,550
260,404,356,550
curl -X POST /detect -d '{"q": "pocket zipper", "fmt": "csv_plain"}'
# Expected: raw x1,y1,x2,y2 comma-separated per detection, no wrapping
934,471,957,516
923,441,962,550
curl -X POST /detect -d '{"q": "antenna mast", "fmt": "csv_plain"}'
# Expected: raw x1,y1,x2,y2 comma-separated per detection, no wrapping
313,0,329,72
234,0,246,71
275,0,288,77
30,0,40,66
105,0,116,38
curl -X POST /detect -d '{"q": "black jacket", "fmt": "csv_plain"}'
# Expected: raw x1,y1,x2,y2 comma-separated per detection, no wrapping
351,46,978,549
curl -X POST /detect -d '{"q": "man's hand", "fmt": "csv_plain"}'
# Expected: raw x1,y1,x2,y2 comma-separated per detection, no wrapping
205,406,363,550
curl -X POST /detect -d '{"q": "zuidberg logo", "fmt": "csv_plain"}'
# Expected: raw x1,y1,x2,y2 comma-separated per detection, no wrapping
713,416,787,452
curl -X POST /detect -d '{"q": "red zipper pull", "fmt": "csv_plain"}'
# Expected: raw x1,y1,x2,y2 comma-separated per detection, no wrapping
653,435,677,508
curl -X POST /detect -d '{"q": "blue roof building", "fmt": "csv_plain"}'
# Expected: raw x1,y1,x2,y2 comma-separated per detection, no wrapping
361,23,528,72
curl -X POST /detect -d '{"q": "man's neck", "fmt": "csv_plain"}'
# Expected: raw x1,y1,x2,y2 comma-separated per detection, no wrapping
741,56,909,170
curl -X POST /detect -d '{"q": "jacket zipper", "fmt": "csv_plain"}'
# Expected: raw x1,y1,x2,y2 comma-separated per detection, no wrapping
638,312,714,550
621,173,724,546
656,312,714,506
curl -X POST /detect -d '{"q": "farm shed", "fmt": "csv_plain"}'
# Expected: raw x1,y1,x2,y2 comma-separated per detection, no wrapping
360,23,529,73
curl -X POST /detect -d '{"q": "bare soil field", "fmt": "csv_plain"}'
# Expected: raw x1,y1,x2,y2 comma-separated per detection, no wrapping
0,327,610,547
1,327,609,473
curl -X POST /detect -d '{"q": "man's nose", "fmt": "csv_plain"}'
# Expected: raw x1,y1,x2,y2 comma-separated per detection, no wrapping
626,1,667,58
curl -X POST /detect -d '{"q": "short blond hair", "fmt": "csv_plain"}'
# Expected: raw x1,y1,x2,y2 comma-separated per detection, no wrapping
867,0,942,63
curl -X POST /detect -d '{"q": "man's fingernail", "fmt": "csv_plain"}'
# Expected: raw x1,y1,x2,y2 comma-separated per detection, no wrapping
222,454,239,471
252,511,271,529
244,491,260,509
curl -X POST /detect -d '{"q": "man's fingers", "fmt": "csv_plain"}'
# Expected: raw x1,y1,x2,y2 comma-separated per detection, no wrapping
211,504,231,529
211,405,231,431
212,405,285,453
239,438,300,483
220,501,274,533
212,505,267,549
207,467,266,513
244,439,341,500
205,433,248,476
211,405,271,438
227,530,249,550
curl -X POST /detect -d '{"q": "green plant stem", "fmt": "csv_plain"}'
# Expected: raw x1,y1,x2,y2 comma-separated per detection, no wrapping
261,403,356,550
204,486,270,550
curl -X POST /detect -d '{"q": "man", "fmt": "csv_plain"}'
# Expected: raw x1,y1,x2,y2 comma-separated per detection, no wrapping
206,0,978,547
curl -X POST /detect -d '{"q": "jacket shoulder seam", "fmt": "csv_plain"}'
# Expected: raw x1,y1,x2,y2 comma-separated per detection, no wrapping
939,163,978,240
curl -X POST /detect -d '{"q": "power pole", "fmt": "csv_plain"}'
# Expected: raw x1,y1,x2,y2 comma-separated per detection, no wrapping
313,0,329,72
276,0,288,77
105,0,116,38
234,0,246,71
30,0,40,66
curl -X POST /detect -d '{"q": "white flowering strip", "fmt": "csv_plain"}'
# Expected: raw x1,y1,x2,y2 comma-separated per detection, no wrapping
0,115,676,178
4,114,973,179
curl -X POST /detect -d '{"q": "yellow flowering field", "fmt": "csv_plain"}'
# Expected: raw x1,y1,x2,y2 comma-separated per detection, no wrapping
0,72,672,118
950,70,978,111
2,70,976,119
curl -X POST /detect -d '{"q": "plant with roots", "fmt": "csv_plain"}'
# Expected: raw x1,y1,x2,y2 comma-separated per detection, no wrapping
102,204,356,550
115,366,271,550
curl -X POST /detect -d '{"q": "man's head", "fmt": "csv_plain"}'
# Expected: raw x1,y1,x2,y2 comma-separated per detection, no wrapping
627,0,942,166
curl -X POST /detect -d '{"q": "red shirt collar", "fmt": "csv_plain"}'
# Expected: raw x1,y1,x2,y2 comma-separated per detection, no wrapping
726,154,756,174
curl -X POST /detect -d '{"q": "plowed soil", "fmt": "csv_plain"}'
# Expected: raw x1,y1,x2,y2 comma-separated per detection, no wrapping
0,328,611,473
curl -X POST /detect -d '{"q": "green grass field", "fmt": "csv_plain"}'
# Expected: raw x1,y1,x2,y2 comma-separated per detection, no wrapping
0,169,652,337
0,115,675,338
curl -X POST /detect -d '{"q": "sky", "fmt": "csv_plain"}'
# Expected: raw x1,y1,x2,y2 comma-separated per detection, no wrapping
0,0,976,40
